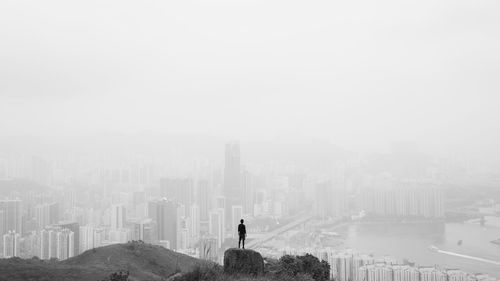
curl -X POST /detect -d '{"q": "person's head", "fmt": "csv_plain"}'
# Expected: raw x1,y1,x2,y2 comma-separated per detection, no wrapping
240,219,244,224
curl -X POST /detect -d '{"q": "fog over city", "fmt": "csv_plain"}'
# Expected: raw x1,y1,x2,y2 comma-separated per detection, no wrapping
1,1,500,281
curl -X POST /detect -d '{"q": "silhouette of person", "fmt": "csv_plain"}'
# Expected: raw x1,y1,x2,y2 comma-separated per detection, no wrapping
238,219,246,249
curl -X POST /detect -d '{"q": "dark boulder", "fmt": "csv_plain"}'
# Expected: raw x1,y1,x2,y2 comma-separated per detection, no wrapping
223,248,264,276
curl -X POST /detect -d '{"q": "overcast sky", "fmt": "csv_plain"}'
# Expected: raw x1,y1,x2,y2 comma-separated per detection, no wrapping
1,0,499,152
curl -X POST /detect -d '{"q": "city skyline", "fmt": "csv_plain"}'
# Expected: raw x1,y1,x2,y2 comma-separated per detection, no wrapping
1,0,499,280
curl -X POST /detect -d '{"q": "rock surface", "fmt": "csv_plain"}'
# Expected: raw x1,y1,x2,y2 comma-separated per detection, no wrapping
223,248,264,276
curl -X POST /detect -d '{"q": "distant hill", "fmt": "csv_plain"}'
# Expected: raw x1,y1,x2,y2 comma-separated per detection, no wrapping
0,241,208,281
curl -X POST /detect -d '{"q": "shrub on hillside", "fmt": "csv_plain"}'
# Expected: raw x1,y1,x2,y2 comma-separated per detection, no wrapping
99,271,129,281
272,254,329,281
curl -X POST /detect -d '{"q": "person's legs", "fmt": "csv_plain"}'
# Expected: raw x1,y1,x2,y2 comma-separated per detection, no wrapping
242,237,245,249
238,236,242,248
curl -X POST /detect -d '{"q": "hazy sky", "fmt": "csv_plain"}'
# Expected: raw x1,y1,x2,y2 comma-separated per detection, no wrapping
1,0,499,151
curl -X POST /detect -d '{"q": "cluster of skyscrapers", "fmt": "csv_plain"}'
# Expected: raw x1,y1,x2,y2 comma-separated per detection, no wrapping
0,141,448,267
0,142,281,260
281,248,498,281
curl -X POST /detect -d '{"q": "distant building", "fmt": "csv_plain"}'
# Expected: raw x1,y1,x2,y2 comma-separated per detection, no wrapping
190,204,200,243
35,202,59,230
197,180,211,222
2,230,20,258
130,219,157,243
40,226,74,260
56,229,75,260
159,178,194,216
110,204,126,230
0,199,22,235
109,228,131,243
209,208,225,248
314,181,348,219
359,186,444,219
79,225,104,253
231,205,243,239
224,142,242,225
242,171,255,215
148,198,179,250
55,222,79,255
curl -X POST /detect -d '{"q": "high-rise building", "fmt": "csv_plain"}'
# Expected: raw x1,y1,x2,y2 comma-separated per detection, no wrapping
131,219,157,243
315,181,347,220
224,142,241,199
40,228,50,259
231,205,243,239
178,227,189,251
56,229,75,260
197,180,211,222
56,222,79,255
18,231,40,259
40,226,74,260
110,204,126,230
363,264,394,281
79,225,104,253
288,173,305,191
109,228,131,243
148,199,179,250
242,171,254,215
159,178,194,215
419,267,447,281
209,208,225,248
35,202,59,230
224,142,241,225
359,186,444,219
0,199,22,235
446,269,468,281
392,265,420,281
190,204,200,243
2,230,20,258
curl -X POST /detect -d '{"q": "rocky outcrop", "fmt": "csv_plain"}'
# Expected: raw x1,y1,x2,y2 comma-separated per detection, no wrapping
223,248,264,276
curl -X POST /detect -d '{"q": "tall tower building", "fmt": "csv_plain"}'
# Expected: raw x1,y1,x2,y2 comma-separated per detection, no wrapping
231,205,243,239
315,181,347,220
190,204,200,243
0,199,22,235
131,219,157,243
209,208,225,248
35,202,59,230
2,230,20,258
79,225,104,253
111,204,126,230
56,229,75,260
40,229,50,259
242,171,254,215
197,180,211,222
159,178,194,215
56,222,79,255
148,199,179,250
224,142,241,199
224,142,241,226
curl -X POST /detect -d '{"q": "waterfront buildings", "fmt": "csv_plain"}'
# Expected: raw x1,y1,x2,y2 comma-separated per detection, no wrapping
359,187,444,219
281,248,498,281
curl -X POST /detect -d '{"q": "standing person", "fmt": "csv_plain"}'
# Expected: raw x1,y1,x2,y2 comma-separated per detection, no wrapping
238,219,246,249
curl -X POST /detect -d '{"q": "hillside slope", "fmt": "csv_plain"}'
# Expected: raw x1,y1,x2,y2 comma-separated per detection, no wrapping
0,241,208,281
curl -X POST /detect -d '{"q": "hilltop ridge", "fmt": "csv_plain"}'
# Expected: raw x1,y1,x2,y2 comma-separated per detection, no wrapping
0,241,207,281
